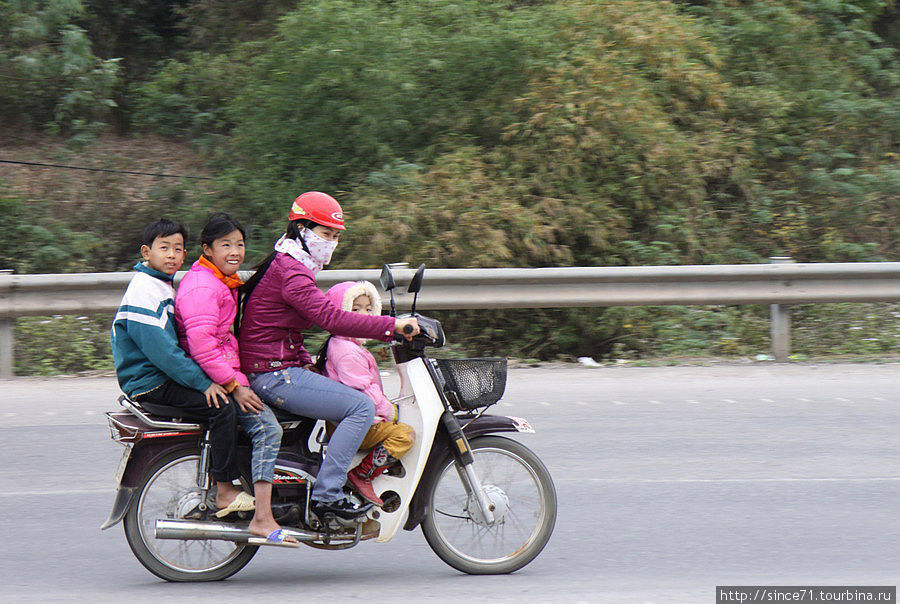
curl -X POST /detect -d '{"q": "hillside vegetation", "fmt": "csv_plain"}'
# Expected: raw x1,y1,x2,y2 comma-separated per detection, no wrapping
1,0,898,370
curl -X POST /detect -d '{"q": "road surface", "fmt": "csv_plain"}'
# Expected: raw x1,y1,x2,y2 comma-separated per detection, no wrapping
1,363,897,602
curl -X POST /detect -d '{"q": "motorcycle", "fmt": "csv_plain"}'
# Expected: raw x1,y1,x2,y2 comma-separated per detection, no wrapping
101,263,557,581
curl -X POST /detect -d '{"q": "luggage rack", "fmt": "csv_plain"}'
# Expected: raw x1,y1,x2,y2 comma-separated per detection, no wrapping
116,394,204,431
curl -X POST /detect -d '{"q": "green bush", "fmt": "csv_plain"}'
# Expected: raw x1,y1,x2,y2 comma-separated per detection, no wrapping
792,303,900,356
15,314,114,376
0,0,119,137
3,0,899,373
130,52,240,140
421,302,899,363
0,193,94,273
0,182,221,275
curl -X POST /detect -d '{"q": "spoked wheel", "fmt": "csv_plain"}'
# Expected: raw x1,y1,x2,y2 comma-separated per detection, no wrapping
421,435,557,574
123,448,257,582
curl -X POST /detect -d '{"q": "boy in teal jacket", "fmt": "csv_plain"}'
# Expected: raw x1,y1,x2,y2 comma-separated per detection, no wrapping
111,218,253,515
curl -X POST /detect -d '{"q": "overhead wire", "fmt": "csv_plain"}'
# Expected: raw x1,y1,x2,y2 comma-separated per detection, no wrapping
0,159,214,180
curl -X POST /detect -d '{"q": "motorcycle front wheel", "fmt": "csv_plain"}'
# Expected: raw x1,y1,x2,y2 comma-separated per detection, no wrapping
123,448,258,582
421,435,557,574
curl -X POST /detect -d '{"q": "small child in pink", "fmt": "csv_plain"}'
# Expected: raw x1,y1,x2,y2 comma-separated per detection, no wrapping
315,281,414,506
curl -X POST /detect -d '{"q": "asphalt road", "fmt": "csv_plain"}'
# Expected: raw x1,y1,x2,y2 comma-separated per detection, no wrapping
1,363,898,603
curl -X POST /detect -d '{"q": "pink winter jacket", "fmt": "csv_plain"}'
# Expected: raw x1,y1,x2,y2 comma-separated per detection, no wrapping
175,259,249,389
322,281,394,422
239,253,395,374
325,336,393,422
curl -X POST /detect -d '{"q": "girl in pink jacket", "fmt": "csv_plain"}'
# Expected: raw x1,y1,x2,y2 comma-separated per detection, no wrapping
175,213,296,547
315,280,414,507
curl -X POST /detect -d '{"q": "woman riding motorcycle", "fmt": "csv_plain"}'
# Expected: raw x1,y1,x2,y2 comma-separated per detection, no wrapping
237,191,419,521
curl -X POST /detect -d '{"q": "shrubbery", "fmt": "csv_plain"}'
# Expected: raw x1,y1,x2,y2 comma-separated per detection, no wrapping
2,0,897,373
14,315,114,376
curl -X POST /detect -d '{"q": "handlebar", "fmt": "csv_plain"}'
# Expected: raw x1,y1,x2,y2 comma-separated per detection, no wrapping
390,314,444,352
394,332,427,343
393,324,433,345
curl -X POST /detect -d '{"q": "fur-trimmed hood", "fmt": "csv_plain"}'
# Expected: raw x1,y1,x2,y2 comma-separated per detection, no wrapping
324,280,383,317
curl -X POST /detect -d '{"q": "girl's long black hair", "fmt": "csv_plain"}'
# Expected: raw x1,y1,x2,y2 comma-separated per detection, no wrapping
234,218,317,336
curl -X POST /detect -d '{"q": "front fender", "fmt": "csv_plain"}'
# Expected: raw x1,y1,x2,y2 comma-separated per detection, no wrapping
402,413,532,531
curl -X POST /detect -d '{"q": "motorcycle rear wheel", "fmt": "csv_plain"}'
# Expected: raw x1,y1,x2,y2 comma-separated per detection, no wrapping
123,448,258,582
421,435,557,574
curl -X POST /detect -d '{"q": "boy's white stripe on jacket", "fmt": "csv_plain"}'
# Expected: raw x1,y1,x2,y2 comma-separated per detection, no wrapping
111,264,212,398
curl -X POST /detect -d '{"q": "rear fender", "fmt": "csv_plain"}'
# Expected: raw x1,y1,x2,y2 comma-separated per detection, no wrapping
100,487,136,530
402,414,533,531
119,434,203,488
100,434,201,530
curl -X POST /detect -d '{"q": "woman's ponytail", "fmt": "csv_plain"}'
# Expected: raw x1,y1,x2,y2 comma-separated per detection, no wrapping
234,251,276,336
234,219,308,336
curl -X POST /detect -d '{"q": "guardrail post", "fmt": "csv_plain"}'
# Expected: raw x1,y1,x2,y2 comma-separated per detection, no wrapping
0,270,13,378
769,257,795,362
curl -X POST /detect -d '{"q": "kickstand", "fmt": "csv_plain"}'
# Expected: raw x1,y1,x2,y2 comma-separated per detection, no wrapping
321,522,331,546
317,521,363,550
350,522,362,546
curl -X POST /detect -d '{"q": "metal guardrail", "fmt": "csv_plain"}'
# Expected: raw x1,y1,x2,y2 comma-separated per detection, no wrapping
1,261,899,377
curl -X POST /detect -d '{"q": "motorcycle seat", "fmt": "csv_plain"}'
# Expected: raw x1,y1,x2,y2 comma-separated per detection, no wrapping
118,394,318,432
126,397,209,423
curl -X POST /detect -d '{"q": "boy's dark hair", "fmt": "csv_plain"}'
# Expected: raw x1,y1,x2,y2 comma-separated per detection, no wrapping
142,218,188,247
201,212,246,248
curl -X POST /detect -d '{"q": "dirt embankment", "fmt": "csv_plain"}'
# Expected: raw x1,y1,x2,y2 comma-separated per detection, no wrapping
1,133,221,272
0,133,215,205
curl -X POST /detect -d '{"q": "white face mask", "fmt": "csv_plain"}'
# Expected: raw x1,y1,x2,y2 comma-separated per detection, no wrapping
303,229,338,267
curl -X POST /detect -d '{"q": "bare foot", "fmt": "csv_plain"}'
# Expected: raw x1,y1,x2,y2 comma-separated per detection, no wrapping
248,517,299,544
215,482,242,509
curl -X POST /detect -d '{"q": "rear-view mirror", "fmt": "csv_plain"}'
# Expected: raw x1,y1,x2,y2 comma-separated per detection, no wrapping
380,264,396,292
408,264,425,294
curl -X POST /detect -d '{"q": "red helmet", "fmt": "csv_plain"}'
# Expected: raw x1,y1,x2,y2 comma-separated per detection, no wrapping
288,191,346,230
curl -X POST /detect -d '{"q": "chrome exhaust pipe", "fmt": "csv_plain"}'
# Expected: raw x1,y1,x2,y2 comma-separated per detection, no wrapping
155,518,321,542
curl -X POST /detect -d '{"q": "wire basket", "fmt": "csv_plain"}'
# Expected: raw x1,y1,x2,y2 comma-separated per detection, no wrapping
435,358,507,411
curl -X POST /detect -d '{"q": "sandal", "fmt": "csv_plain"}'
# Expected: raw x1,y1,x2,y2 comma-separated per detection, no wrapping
248,529,300,548
214,491,256,518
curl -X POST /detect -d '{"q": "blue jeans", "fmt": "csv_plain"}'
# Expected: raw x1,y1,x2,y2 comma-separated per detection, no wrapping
237,405,283,484
249,368,375,502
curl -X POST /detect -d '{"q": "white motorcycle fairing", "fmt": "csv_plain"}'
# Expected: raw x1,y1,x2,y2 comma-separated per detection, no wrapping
366,357,443,542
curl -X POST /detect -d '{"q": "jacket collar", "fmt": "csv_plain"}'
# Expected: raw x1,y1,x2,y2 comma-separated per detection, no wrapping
195,256,244,289
133,261,174,283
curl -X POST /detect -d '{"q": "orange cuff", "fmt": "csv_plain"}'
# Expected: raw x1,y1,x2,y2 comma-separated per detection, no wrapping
223,379,240,394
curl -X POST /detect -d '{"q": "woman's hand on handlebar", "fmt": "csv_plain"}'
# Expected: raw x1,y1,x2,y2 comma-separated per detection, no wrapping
233,385,265,414
204,382,230,408
394,317,420,340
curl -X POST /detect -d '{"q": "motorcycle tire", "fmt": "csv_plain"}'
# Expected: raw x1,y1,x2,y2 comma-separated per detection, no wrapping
123,448,258,582
421,435,557,574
